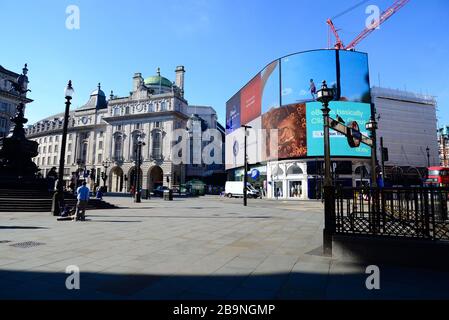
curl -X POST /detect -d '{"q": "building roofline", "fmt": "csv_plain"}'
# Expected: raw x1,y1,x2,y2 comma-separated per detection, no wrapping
0,65,20,78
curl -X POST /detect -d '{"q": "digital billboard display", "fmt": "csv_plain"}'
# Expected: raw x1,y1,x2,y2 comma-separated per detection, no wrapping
306,101,371,157
225,49,372,170
281,50,337,105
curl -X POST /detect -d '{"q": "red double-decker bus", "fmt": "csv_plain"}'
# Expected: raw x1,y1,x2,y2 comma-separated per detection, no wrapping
426,167,449,187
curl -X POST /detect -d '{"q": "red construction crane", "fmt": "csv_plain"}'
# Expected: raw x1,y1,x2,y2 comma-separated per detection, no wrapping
327,0,410,50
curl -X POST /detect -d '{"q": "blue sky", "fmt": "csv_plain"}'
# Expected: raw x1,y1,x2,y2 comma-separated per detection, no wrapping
1,0,448,127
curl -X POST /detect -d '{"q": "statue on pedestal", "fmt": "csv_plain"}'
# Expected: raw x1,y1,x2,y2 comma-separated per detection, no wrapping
0,64,40,186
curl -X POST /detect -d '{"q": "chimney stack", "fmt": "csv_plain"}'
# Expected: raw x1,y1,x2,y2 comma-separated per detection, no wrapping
133,72,143,92
175,66,185,97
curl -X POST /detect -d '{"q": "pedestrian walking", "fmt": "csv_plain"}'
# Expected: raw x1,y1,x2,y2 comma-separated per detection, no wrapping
75,181,90,221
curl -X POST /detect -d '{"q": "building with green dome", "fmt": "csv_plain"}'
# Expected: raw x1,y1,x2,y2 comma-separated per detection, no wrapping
25,65,225,195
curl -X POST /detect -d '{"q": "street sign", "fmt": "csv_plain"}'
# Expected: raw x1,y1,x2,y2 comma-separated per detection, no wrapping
250,169,260,180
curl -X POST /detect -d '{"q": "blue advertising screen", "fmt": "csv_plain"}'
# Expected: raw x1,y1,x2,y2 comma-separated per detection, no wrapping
339,51,371,103
306,101,371,157
281,50,337,105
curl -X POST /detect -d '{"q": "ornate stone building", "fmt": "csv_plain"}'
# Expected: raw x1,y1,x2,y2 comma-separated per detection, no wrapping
0,65,33,137
25,67,225,194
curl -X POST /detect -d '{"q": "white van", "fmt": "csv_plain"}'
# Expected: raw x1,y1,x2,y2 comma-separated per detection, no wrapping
225,181,260,198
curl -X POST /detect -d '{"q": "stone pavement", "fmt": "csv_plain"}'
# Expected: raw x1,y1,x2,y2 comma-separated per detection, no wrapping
0,196,449,300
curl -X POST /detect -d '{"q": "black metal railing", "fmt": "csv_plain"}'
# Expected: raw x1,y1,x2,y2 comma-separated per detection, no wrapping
334,187,449,241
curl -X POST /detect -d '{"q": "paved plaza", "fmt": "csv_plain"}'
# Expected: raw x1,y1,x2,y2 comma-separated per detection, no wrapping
1,196,449,300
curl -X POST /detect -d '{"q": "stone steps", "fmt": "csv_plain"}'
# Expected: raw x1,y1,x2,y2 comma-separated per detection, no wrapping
0,189,118,212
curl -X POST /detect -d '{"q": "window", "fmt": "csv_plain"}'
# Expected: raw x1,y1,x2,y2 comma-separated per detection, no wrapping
67,143,72,152
49,137,53,143
53,156,57,165
98,141,103,150
287,165,303,175
135,123,141,130
43,146,47,154
99,131,104,137
155,121,161,128
114,135,123,160
55,136,59,142
42,158,46,166
81,142,88,163
68,134,72,140
161,101,166,111
0,117,6,129
125,106,130,114
54,145,58,153
113,107,120,116
152,131,162,159
49,146,52,153
64,168,70,175
44,137,47,143
98,153,103,164
117,125,122,131
289,181,302,198
47,157,51,165
67,155,71,164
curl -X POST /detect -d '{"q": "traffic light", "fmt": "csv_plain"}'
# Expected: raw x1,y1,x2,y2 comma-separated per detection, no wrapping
382,148,389,162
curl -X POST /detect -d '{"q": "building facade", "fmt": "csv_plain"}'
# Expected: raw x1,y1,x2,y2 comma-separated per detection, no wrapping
373,87,439,184
438,126,449,167
25,67,225,194
0,65,33,137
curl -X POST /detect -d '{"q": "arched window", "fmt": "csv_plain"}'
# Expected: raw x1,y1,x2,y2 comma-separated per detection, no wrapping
272,165,284,177
287,164,303,175
114,134,123,160
152,131,162,160
161,101,166,111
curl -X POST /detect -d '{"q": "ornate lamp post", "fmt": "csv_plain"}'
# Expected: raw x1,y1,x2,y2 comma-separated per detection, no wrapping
316,80,335,256
366,114,378,188
241,125,252,207
52,81,74,216
134,135,145,203
101,160,111,189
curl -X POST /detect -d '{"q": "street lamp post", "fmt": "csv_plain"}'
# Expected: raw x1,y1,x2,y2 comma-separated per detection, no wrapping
316,80,335,256
241,125,252,207
366,112,378,188
426,146,430,168
134,135,145,203
102,160,111,189
51,80,74,216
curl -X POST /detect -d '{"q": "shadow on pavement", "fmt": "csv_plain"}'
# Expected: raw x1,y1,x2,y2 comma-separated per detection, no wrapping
1,268,449,300
0,226,48,230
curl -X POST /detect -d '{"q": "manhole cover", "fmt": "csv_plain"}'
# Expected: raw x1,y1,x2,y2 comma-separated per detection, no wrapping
10,241,45,248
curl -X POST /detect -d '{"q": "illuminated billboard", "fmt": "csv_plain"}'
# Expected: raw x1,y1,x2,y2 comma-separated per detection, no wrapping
226,49,372,170
306,101,371,157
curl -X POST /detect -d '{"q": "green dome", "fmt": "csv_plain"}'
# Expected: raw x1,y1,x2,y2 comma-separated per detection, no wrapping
144,75,173,88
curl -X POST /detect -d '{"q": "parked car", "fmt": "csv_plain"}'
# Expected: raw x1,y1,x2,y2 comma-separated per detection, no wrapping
153,186,169,197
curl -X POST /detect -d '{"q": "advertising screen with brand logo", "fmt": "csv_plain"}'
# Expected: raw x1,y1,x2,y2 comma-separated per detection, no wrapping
225,49,372,170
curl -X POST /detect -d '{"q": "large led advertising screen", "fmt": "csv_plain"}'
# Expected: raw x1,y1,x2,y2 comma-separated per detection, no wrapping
306,101,371,157
225,49,372,170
